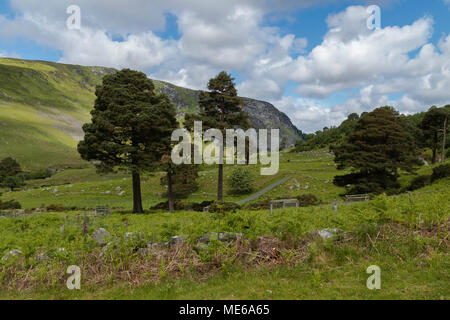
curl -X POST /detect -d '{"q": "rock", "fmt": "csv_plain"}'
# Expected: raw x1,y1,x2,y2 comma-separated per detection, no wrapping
124,232,143,242
118,191,125,196
115,186,121,191
57,247,66,252
2,249,23,261
92,228,111,245
37,253,50,262
318,228,345,241
219,232,243,242
198,232,219,244
169,235,184,247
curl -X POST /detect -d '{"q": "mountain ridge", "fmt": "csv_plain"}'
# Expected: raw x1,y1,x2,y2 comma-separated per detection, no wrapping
0,58,302,169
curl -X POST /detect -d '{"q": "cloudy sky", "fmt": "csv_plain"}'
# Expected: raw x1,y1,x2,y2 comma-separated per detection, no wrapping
0,0,449,132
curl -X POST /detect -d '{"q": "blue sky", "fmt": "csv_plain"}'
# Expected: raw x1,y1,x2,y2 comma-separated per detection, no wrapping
0,0,449,132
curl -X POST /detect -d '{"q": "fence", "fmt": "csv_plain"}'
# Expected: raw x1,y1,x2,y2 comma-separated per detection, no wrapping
270,199,299,214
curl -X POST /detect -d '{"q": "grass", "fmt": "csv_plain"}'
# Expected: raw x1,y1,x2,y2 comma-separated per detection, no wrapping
0,177,448,299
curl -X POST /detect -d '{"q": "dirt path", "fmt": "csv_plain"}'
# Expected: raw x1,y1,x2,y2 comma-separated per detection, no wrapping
235,176,291,205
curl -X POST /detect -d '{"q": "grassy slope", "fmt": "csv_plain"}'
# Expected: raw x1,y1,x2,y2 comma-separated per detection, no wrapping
0,58,113,170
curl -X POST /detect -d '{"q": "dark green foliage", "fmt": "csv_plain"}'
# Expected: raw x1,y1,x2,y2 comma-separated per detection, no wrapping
408,175,431,191
150,200,214,212
161,164,199,199
420,105,450,164
208,201,241,214
1,175,24,191
78,69,178,213
0,199,21,210
294,113,360,152
334,107,419,195
297,194,321,207
29,168,53,180
227,167,254,195
0,157,22,181
431,163,450,182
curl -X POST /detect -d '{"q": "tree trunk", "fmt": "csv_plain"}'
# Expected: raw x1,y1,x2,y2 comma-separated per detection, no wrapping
442,115,448,163
132,171,144,214
167,170,175,212
432,131,438,164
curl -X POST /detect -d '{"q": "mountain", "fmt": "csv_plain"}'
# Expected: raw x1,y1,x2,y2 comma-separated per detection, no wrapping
0,58,302,169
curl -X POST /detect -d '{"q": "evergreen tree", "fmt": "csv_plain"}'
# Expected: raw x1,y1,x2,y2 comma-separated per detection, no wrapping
78,69,178,213
185,71,250,201
334,106,419,194
161,154,199,211
0,157,22,181
421,106,443,164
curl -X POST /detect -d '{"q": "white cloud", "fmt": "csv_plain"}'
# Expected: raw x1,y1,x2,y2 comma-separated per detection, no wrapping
0,2,449,133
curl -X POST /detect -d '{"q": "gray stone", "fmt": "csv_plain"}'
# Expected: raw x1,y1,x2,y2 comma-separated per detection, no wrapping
318,228,345,241
124,232,143,242
169,235,184,247
37,253,50,262
2,249,23,261
219,232,243,242
92,228,111,245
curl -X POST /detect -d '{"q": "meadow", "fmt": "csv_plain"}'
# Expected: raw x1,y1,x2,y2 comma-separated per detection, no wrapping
0,150,448,300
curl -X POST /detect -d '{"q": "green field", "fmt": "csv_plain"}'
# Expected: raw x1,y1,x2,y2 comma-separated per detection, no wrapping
0,148,448,299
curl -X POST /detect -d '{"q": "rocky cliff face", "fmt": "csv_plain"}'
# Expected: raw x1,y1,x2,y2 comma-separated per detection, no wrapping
155,82,302,147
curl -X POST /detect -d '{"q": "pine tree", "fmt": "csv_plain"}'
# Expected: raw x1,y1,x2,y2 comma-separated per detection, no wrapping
0,157,22,181
334,106,419,194
78,69,178,213
161,154,199,211
185,71,250,201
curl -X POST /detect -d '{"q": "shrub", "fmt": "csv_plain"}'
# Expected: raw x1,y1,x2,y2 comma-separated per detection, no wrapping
431,163,450,182
409,175,431,191
46,204,65,212
29,168,53,180
1,175,25,191
227,167,254,195
297,194,321,207
208,201,241,214
0,200,21,210
150,201,188,211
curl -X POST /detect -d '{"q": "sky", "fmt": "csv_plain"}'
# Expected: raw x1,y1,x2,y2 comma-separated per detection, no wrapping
0,0,449,133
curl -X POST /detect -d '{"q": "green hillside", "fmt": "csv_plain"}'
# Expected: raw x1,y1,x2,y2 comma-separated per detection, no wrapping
0,58,115,169
0,58,302,170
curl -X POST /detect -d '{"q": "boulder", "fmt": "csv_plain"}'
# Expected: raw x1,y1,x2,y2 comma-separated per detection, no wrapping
169,235,184,247
318,228,345,241
2,249,23,261
92,228,111,245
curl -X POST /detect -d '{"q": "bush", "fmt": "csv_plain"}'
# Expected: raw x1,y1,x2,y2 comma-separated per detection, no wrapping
409,175,431,191
46,204,65,212
1,175,25,191
0,200,21,210
150,201,188,211
29,168,53,180
227,167,254,195
297,194,321,207
208,201,241,214
431,163,450,182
